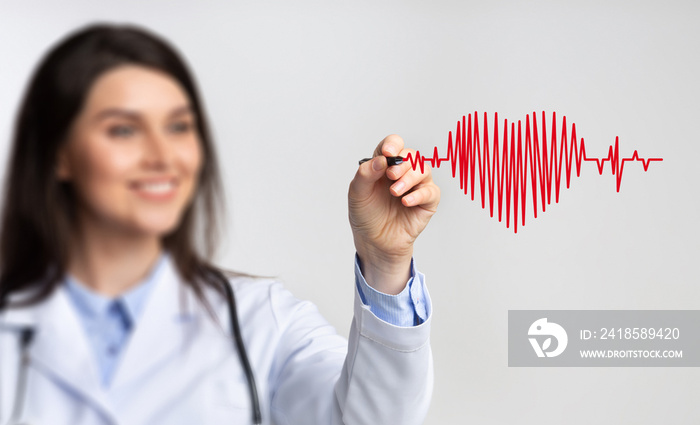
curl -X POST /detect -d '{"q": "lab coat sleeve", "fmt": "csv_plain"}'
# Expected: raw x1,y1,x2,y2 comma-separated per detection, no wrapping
267,266,433,425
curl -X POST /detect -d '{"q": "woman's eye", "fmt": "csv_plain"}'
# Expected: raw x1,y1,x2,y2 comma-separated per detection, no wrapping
107,125,135,138
169,121,193,134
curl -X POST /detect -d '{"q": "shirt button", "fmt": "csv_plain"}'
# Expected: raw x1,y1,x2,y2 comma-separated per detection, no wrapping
107,345,118,356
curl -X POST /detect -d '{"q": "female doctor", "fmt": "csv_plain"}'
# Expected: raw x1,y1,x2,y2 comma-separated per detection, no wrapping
0,23,440,425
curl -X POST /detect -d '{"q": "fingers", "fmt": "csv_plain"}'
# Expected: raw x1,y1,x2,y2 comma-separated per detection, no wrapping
348,155,387,201
350,134,404,201
353,134,439,210
386,148,415,182
387,147,432,195
373,134,404,158
402,183,441,210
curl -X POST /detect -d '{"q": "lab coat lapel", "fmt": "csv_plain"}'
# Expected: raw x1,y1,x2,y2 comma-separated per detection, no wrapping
22,285,116,421
110,254,193,389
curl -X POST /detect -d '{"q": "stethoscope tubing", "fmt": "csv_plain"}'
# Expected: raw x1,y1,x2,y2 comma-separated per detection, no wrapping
211,268,262,424
0,326,34,425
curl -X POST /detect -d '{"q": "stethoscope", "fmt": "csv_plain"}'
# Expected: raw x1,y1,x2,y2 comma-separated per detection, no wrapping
0,268,262,425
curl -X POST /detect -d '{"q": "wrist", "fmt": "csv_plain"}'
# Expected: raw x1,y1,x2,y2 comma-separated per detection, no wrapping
356,248,413,295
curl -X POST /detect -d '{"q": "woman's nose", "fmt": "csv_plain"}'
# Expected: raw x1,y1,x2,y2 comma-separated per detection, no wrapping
141,129,173,168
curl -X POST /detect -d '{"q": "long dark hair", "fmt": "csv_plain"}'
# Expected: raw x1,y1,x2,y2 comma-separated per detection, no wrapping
0,22,231,309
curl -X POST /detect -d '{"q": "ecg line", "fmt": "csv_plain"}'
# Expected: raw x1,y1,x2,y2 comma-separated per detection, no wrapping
405,111,663,233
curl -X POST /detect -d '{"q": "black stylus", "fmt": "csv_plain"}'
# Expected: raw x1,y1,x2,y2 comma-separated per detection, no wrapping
358,156,405,166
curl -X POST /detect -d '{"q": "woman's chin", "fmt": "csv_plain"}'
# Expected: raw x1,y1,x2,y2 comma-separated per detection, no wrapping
129,216,181,239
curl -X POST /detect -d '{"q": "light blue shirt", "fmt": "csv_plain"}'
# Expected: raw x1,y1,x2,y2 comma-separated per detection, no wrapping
64,252,428,388
354,253,429,326
63,253,167,387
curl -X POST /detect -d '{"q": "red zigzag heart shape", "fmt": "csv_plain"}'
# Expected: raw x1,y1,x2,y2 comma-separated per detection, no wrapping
404,111,663,233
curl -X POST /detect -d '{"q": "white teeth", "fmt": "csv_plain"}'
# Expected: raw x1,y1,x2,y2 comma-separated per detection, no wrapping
137,181,175,194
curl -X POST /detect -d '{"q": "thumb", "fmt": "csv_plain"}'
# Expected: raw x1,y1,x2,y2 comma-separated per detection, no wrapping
349,156,387,201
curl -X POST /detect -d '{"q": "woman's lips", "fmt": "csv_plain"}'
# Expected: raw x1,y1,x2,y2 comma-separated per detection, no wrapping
131,178,178,200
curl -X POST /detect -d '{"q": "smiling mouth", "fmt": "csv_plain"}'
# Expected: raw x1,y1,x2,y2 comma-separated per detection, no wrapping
131,178,178,198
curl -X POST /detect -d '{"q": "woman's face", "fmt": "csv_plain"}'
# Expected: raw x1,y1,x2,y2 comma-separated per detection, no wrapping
57,64,203,239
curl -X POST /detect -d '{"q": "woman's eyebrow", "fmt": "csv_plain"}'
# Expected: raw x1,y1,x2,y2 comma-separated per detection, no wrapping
170,105,194,118
93,108,140,123
92,105,193,122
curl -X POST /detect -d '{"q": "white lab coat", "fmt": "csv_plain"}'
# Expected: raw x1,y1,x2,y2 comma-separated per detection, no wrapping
0,255,433,425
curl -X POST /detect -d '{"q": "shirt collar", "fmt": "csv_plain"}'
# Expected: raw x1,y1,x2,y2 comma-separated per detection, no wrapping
64,251,170,323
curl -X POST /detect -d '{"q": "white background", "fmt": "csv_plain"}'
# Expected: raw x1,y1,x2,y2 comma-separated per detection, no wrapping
1,1,698,423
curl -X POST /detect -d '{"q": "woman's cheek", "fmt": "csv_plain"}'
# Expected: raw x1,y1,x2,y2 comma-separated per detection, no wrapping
81,139,137,210
178,140,203,197
182,138,203,175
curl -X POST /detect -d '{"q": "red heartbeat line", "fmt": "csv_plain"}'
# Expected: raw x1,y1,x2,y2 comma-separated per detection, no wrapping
405,111,663,233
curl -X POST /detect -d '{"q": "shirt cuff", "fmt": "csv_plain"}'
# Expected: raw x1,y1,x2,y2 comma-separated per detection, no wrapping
354,253,430,327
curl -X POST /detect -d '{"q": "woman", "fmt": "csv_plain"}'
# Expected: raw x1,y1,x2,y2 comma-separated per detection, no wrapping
0,23,440,425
